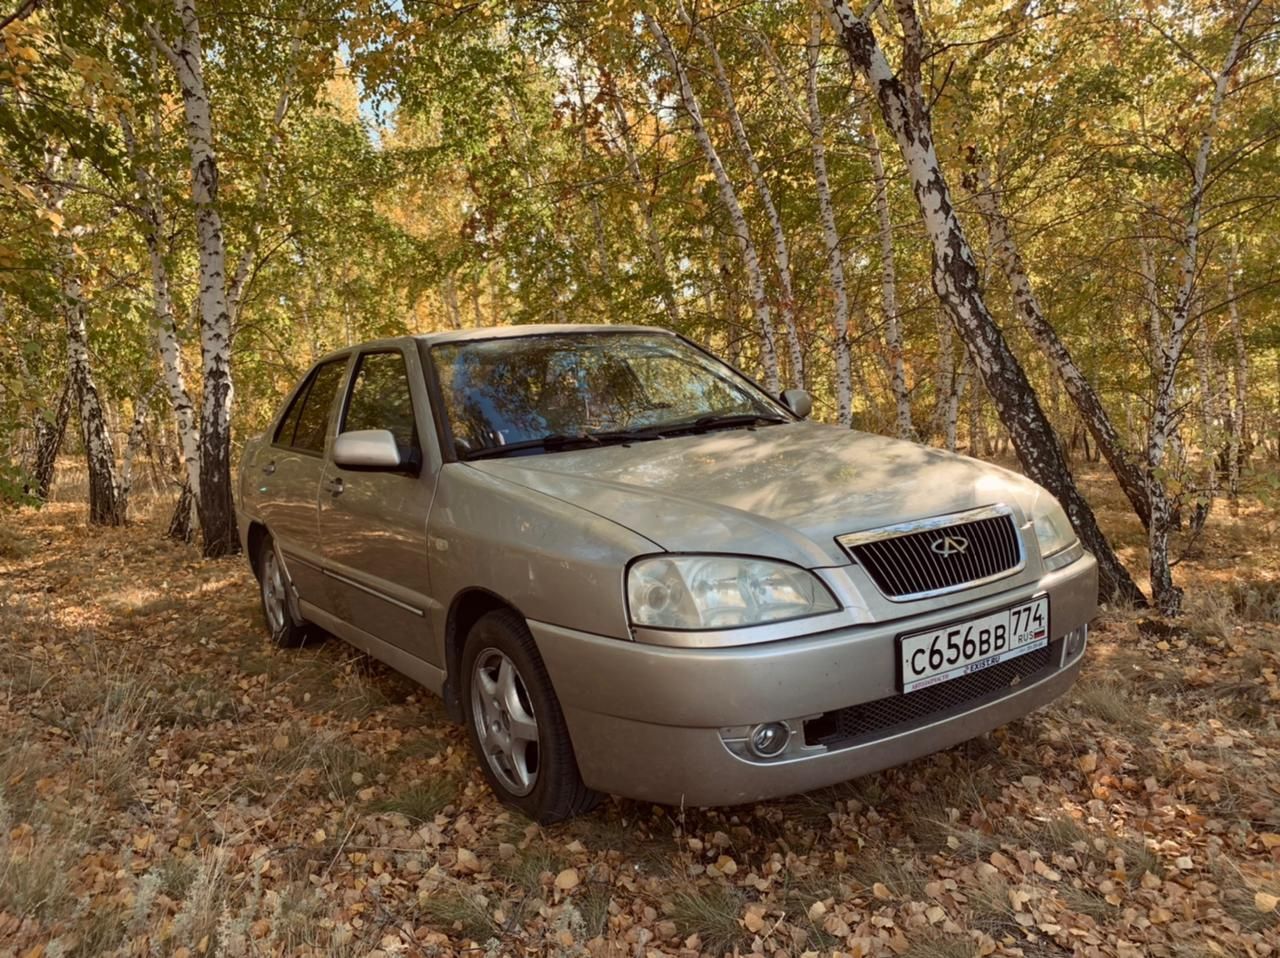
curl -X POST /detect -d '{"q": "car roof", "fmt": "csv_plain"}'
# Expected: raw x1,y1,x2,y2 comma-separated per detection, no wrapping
412,323,674,346
306,324,679,370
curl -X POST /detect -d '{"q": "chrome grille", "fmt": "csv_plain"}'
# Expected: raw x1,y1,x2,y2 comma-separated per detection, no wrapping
803,643,1055,749
837,506,1023,600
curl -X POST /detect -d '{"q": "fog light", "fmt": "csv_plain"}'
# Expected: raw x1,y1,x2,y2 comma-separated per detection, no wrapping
1066,625,1088,658
748,722,791,758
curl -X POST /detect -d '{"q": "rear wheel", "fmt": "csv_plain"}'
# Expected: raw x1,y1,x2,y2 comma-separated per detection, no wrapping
460,608,601,823
256,535,312,648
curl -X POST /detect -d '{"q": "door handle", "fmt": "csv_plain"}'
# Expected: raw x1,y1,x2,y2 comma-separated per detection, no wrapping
327,477,344,496
261,460,276,476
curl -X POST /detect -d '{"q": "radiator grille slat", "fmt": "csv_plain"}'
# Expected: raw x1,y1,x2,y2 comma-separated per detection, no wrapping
841,512,1022,599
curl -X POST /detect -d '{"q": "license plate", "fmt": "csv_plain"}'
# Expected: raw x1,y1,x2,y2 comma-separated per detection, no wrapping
898,596,1049,693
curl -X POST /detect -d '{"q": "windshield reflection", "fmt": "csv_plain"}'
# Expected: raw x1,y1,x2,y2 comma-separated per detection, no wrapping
430,332,785,457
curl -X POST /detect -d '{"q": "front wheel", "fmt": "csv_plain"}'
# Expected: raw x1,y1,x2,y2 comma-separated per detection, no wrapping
460,609,601,823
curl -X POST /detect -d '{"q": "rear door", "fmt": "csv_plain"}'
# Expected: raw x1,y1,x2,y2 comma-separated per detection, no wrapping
254,356,350,611
319,345,439,661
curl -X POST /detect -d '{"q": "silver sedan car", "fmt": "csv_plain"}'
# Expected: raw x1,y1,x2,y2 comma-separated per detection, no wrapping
238,325,1096,822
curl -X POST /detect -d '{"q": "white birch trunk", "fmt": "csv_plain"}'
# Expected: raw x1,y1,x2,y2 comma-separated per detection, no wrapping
63,266,124,525
1145,0,1259,614
682,4,803,388
646,12,780,393
120,385,158,521
1226,241,1248,502
1194,312,1220,522
933,312,953,441
967,159,1152,527
122,108,203,525
145,0,239,556
45,151,123,524
806,13,853,426
860,104,912,439
826,0,1144,605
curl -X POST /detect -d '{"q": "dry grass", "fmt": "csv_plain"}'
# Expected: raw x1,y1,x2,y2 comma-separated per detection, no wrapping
0,459,1278,955
666,884,745,954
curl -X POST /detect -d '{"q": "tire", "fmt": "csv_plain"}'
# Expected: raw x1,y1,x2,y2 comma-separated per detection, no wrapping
256,534,312,648
460,608,601,823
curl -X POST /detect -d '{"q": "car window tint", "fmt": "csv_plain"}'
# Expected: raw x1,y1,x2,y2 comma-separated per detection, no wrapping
273,376,312,446
290,359,347,453
342,351,421,459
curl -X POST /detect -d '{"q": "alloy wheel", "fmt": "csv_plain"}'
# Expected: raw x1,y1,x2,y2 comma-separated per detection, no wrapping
261,548,287,633
470,648,540,796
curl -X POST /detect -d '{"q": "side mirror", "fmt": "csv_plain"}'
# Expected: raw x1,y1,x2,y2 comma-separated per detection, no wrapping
333,429,403,470
780,388,812,420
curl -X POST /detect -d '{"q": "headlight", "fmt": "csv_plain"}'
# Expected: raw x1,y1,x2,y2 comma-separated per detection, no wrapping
1030,493,1077,558
627,555,839,630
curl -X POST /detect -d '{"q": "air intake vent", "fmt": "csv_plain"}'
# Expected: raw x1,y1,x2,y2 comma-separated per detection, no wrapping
804,644,1054,749
837,506,1023,600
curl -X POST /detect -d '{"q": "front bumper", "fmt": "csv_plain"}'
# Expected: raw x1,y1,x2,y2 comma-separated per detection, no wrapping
532,552,1096,806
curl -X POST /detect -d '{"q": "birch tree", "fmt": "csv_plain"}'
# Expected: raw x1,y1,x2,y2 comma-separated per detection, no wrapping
645,11,780,393
121,107,201,536
805,12,852,426
1145,0,1261,614
603,95,680,326
681,3,803,388
142,0,238,557
825,0,1144,605
965,157,1152,528
860,102,911,440
1225,240,1249,504
44,152,124,525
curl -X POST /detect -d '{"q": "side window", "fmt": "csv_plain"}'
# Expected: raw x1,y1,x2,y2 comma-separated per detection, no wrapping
273,376,311,446
289,359,348,453
342,351,421,460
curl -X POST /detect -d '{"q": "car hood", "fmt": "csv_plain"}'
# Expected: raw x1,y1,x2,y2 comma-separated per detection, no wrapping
468,421,1043,567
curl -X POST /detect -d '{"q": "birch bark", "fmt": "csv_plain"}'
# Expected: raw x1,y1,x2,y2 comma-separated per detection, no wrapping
966,158,1152,527
122,108,202,529
861,103,912,439
646,12,780,393
805,12,853,426
1225,241,1248,502
1146,0,1260,614
120,385,158,521
63,265,124,525
45,152,123,525
145,0,239,557
826,0,1144,605
32,377,71,502
682,4,803,388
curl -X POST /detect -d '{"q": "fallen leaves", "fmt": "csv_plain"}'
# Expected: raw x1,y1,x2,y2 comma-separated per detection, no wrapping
1,489,1279,957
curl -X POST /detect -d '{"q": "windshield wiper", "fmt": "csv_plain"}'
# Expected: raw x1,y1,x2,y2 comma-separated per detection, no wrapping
461,428,667,461
461,433,602,461
695,412,788,428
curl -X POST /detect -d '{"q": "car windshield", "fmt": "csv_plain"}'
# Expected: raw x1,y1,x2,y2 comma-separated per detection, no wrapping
429,331,788,458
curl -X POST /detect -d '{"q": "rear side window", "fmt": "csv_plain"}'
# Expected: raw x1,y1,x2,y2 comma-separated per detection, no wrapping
342,351,421,460
277,359,347,453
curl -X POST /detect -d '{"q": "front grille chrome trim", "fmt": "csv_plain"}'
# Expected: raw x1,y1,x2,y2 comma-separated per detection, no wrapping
836,503,1025,602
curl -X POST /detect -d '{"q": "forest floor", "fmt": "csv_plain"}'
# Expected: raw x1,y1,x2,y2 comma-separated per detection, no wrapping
1,462,1279,958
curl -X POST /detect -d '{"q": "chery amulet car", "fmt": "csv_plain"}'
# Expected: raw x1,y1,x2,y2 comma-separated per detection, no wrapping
238,325,1096,823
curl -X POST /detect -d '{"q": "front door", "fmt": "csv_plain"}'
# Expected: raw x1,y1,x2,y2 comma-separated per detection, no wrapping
254,356,350,609
319,347,438,662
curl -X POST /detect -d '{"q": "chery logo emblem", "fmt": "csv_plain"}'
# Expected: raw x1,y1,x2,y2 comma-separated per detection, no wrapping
931,534,969,557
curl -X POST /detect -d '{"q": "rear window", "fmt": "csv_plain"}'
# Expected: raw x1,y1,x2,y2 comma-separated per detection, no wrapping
276,359,347,453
